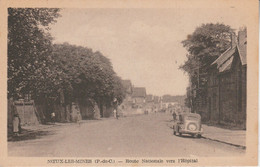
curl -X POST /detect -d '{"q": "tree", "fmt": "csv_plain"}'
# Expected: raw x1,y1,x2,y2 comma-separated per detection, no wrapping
8,8,126,120
111,76,126,105
180,23,234,110
51,43,126,116
181,23,234,76
8,8,60,99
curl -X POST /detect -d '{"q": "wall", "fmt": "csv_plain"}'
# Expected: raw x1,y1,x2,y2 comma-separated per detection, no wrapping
14,100,40,125
218,56,246,128
133,97,145,108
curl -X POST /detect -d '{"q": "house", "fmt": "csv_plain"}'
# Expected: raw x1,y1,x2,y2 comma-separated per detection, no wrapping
121,80,133,103
132,87,146,108
122,80,133,94
207,28,247,128
11,99,41,125
146,94,153,103
161,95,181,108
120,80,133,110
153,96,160,104
145,94,160,113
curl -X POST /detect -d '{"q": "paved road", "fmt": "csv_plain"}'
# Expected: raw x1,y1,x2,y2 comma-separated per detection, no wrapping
8,113,245,157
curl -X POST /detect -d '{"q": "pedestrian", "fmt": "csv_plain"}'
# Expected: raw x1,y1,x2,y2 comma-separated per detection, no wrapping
51,112,55,124
172,111,177,121
113,98,119,119
76,111,82,126
113,109,117,118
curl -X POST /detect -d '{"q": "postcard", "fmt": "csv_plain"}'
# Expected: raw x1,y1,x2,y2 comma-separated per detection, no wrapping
0,0,258,166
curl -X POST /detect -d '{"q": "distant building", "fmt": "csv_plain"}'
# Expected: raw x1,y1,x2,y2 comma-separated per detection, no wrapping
146,94,153,103
153,96,160,104
161,95,178,108
207,28,247,128
132,87,146,108
121,80,133,103
120,80,133,110
122,80,133,94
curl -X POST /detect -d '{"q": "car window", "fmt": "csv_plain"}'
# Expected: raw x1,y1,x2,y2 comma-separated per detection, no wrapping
186,116,199,121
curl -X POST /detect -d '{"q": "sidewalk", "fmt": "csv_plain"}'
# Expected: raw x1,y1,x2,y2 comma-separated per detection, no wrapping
8,122,75,141
8,119,104,141
202,124,246,149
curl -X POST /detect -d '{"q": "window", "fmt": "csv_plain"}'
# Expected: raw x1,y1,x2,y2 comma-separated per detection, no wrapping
186,116,199,121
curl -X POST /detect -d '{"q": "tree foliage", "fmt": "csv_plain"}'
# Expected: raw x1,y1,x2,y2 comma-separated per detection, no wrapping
180,23,234,78
8,8,126,115
52,43,126,106
180,23,234,110
8,8,61,99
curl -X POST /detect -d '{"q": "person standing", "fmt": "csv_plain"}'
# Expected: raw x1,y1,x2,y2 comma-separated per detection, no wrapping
51,112,55,123
172,111,177,121
13,114,20,136
76,111,82,126
113,98,119,119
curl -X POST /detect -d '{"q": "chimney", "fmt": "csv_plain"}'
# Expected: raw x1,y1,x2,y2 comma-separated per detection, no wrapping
230,32,237,48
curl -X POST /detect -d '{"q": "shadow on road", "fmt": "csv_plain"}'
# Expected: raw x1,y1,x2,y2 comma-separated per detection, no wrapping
174,134,201,139
8,129,54,142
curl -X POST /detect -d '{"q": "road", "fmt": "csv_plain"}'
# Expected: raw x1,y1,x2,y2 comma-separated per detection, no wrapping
8,113,245,157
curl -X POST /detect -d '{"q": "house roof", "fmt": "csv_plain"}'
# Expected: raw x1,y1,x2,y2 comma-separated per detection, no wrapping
219,56,234,72
211,46,236,72
238,29,247,65
132,87,146,97
212,47,234,66
211,45,246,73
211,30,247,72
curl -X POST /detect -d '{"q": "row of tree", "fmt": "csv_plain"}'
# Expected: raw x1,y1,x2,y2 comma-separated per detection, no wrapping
8,8,126,117
180,23,234,109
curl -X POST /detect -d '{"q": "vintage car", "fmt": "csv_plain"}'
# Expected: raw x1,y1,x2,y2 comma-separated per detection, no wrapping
173,113,203,138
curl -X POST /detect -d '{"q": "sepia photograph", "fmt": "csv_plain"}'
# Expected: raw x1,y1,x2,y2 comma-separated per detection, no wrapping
0,0,258,166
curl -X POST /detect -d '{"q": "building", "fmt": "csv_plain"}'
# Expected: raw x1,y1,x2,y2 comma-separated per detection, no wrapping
122,80,133,95
153,96,160,104
132,87,146,108
121,80,133,102
120,80,134,110
146,94,153,103
207,28,247,128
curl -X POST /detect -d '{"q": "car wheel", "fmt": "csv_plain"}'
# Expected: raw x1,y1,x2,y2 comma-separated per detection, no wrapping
197,134,201,138
173,130,176,135
191,134,195,138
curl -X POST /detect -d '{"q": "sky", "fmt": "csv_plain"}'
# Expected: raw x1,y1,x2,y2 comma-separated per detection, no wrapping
49,8,246,96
